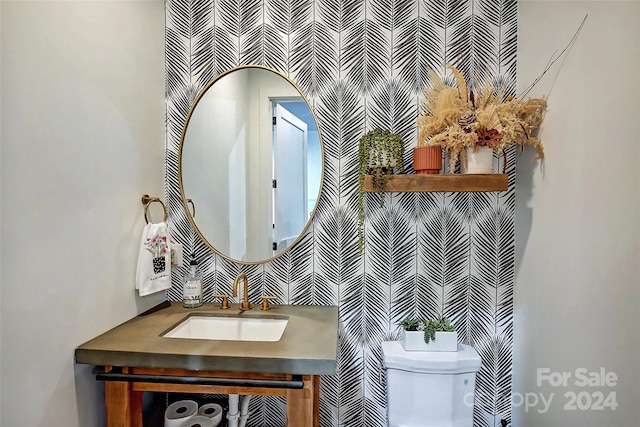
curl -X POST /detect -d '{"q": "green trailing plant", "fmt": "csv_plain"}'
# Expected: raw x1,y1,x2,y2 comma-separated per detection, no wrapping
357,128,404,252
400,316,455,344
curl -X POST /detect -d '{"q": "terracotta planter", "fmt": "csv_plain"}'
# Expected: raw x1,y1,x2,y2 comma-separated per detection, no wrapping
413,146,442,174
463,146,493,174
401,329,459,352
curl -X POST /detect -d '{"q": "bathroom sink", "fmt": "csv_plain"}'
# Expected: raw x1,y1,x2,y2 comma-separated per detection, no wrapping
163,314,289,342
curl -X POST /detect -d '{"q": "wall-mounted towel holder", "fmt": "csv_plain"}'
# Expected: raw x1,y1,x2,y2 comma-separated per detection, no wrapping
186,199,195,218
141,194,167,224
140,194,195,224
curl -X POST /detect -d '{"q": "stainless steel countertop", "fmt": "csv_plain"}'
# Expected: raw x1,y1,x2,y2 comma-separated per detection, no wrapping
75,302,338,375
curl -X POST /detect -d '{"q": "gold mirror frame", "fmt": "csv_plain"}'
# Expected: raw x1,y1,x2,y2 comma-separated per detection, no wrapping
178,65,324,265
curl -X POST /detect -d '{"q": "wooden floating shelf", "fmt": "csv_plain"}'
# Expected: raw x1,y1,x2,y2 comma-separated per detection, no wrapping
362,174,508,193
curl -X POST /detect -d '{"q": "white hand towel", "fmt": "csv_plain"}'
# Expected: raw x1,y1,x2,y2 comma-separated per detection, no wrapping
136,222,172,296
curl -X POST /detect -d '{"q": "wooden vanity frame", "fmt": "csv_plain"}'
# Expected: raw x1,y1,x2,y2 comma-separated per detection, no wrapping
102,366,319,427
75,303,337,427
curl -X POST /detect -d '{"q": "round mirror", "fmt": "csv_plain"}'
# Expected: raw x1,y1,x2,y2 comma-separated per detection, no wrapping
178,65,324,264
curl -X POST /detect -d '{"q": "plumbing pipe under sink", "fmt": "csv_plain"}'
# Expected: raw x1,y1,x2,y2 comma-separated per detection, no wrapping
239,395,252,427
227,394,252,427
227,395,239,427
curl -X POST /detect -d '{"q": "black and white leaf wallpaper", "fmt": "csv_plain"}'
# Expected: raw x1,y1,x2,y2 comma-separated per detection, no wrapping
165,0,517,425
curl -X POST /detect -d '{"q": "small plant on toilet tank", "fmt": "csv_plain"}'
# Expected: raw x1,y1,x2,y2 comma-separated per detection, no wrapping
400,317,458,352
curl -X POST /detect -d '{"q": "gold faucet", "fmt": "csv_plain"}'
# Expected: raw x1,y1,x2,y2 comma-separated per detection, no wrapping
232,273,251,310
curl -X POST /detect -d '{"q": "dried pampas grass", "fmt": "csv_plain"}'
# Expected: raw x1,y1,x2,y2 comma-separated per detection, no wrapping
416,15,589,171
417,63,548,169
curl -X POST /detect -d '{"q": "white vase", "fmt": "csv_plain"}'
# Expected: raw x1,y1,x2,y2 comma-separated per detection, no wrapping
464,146,493,174
400,329,459,352
368,147,397,170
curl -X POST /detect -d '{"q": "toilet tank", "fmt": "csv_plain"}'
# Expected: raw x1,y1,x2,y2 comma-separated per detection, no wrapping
381,341,482,427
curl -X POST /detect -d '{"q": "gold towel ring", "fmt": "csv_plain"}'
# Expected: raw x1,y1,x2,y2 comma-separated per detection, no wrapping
187,198,196,218
141,194,167,224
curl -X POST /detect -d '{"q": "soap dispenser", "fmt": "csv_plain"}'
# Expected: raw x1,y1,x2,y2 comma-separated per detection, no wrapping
183,253,203,308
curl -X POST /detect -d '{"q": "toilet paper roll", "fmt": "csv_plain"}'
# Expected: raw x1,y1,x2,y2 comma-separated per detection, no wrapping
164,399,198,427
179,415,214,427
197,403,223,426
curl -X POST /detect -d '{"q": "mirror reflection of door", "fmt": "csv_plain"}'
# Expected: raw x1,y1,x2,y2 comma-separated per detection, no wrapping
180,66,324,263
272,102,308,254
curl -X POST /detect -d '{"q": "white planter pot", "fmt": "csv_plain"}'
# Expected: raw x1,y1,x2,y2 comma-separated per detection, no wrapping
400,329,459,352
463,146,493,174
368,145,397,170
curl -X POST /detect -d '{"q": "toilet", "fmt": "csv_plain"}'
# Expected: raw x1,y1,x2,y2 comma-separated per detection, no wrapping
381,341,482,427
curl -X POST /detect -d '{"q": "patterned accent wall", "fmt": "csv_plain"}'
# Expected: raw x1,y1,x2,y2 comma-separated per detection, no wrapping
165,1,517,426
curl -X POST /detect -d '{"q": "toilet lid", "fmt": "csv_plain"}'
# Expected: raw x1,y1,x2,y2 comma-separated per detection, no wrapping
381,341,482,374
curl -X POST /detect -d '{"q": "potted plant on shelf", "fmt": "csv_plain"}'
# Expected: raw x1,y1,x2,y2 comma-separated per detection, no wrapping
417,63,547,174
413,143,443,175
400,316,458,352
357,128,404,251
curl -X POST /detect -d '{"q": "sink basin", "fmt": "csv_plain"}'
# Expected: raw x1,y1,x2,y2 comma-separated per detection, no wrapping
163,314,289,342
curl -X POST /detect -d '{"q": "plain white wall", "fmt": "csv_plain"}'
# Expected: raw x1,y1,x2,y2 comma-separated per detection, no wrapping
0,1,165,426
515,1,640,425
